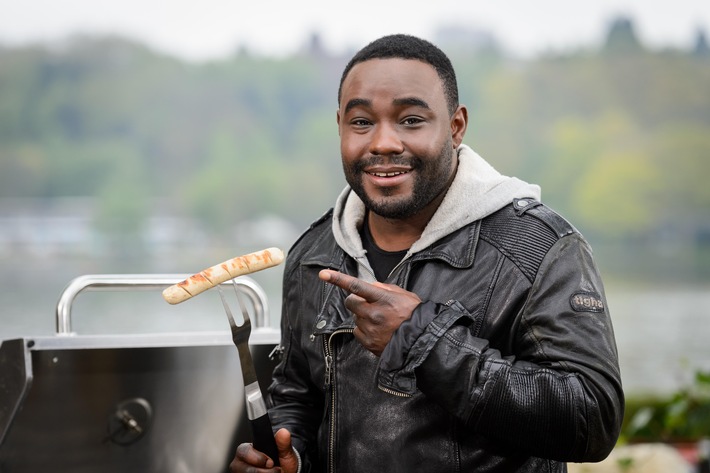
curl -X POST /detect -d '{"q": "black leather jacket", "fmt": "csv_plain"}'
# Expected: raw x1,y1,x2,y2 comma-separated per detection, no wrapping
268,199,624,473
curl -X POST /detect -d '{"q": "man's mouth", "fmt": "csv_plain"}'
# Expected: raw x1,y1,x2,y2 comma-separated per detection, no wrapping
367,170,409,177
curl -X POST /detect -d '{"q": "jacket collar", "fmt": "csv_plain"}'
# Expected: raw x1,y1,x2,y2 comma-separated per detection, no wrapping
301,216,479,272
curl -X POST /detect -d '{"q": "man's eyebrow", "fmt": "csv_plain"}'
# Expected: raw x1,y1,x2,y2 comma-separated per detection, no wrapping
344,97,431,114
344,98,371,114
393,97,431,109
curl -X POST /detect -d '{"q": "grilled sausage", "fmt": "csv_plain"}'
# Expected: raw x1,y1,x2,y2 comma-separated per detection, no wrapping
162,247,284,304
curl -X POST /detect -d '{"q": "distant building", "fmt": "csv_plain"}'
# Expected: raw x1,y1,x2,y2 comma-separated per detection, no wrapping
303,32,327,58
0,197,298,258
603,16,644,54
693,28,710,57
0,197,98,256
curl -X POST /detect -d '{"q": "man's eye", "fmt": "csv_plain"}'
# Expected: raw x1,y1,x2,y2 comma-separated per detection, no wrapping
351,119,371,127
402,117,424,125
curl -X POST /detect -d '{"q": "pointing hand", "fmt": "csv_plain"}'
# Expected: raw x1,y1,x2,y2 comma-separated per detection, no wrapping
319,270,421,356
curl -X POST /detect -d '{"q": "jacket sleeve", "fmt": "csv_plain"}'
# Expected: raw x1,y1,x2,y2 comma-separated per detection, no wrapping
377,233,624,462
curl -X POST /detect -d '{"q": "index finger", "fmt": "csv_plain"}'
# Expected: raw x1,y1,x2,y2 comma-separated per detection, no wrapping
319,270,386,302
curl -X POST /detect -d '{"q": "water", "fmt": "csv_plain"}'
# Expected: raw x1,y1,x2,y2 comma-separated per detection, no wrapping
1,253,708,397
607,284,710,395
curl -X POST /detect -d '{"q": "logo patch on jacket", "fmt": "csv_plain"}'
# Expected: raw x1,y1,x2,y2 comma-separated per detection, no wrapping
570,292,605,313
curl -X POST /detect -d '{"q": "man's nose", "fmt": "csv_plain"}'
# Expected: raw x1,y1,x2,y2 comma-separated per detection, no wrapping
369,123,404,156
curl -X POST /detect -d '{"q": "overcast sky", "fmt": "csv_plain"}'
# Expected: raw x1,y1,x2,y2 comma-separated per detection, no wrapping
1,0,708,60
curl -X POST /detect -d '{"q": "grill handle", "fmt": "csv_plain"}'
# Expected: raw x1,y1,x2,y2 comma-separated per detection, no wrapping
55,274,270,335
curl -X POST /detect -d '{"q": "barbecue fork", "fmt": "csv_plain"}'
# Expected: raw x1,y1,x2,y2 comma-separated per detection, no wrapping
218,278,280,466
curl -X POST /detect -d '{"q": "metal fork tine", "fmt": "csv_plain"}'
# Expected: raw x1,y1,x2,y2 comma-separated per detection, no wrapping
217,284,238,331
231,278,251,328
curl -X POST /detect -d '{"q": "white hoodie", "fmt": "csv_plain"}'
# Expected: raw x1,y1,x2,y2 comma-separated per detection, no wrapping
331,144,542,282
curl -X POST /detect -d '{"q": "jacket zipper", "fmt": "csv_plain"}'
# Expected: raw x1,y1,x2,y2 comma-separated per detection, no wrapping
377,384,413,398
323,328,354,473
320,259,404,470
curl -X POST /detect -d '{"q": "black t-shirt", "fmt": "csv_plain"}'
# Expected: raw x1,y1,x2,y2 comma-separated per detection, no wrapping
360,213,408,282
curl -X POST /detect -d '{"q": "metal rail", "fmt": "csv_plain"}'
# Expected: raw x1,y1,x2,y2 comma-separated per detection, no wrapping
55,274,270,335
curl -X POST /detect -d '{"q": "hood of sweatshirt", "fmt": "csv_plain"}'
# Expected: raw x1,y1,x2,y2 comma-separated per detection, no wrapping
332,144,541,281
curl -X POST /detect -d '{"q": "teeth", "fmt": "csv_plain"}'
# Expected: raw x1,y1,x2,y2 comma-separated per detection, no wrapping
371,171,406,177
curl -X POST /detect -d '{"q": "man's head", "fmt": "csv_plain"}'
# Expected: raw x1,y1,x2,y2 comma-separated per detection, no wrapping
336,34,468,222
338,34,460,116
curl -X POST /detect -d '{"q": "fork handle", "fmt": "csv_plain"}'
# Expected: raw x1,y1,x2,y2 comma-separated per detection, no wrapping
251,414,280,467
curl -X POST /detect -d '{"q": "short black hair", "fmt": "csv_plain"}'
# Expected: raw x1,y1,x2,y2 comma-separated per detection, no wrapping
338,34,459,115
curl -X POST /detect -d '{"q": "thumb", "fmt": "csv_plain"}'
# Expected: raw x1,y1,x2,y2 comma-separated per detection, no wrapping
274,428,300,473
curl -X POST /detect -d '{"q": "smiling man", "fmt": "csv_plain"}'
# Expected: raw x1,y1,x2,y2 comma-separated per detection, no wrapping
231,34,623,473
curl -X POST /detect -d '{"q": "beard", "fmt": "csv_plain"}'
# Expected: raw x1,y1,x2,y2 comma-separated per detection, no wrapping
343,137,455,220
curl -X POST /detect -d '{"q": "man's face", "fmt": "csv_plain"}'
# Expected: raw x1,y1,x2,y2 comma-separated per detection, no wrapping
337,58,463,220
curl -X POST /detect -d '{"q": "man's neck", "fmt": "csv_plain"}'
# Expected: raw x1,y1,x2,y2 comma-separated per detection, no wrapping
367,202,439,252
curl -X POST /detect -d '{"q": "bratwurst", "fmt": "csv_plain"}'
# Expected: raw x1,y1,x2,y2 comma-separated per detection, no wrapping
162,247,285,304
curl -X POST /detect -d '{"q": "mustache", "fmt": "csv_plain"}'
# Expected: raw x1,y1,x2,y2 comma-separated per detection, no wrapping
352,155,422,172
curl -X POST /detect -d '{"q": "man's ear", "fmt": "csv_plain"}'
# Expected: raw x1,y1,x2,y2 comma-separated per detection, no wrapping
451,105,468,148
336,108,341,136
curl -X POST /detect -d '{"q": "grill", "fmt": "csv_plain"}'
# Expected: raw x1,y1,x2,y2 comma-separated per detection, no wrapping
0,274,280,472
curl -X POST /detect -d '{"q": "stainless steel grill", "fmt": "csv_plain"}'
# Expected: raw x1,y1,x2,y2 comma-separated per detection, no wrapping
0,274,280,473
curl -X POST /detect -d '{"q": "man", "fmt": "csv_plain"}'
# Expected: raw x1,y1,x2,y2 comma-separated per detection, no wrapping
232,34,623,473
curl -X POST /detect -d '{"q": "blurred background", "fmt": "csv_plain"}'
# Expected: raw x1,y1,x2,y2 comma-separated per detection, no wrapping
1,0,709,399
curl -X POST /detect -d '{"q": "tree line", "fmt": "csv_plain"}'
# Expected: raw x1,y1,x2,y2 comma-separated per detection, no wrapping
1,21,708,280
